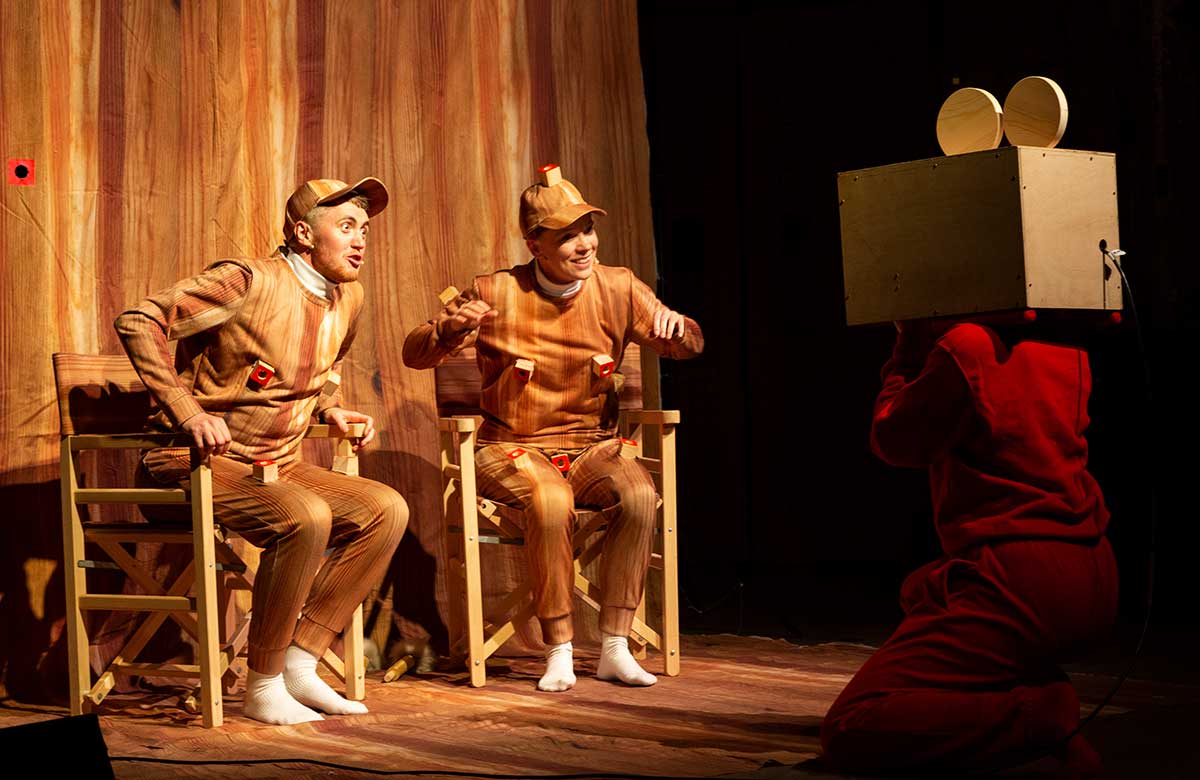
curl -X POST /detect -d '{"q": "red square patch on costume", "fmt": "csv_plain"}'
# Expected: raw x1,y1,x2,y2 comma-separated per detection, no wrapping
551,453,571,472
7,159,34,186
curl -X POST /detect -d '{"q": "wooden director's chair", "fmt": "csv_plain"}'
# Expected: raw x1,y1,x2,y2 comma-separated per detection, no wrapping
54,353,366,727
436,344,681,687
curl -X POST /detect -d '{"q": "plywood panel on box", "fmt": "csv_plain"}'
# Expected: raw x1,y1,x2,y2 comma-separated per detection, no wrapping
839,149,1027,325
1018,148,1121,310
0,0,656,696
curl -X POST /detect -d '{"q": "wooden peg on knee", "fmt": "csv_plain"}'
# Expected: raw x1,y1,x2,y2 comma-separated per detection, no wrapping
252,460,278,483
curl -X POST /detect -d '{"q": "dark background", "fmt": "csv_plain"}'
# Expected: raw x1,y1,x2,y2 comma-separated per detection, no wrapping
639,0,1198,643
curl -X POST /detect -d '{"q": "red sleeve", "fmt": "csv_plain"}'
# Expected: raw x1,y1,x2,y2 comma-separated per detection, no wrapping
870,329,975,468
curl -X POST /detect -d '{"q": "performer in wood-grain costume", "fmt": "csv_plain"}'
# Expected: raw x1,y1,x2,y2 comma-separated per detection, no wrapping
404,166,704,691
115,178,408,724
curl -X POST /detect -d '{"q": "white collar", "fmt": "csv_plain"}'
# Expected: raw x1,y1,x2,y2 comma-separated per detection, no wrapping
533,259,583,298
282,246,337,300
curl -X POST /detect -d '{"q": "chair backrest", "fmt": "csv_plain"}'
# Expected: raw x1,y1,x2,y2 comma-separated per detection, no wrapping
435,343,644,417
52,353,152,435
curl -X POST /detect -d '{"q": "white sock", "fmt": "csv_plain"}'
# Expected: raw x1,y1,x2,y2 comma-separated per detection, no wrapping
537,641,576,692
243,669,324,725
283,645,369,715
596,635,657,686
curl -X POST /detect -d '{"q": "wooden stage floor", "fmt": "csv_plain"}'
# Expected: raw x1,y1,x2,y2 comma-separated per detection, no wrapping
2,633,1197,779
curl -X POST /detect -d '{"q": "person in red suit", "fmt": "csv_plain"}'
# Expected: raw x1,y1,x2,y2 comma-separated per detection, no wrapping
821,317,1119,778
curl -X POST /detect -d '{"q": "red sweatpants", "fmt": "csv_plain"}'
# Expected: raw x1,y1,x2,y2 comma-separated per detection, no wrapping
821,537,1118,773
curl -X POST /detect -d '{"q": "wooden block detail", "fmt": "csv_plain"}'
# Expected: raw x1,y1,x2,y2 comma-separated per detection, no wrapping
251,460,278,483
839,146,1120,326
539,164,562,187
551,453,571,473
514,358,535,382
620,438,640,459
332,455,359,476
321,370,341,397
592,354,615,377
248,359,275,388
477,497,497,519
438,285,460,306
383,654,415,682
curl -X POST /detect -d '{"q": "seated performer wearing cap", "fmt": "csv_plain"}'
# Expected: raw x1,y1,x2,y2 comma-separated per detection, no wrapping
403,167,704,691
115,178,408,724
820,317,1118,777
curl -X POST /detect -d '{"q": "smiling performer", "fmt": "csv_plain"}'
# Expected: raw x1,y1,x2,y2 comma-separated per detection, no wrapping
404,165,704,691
115,178,408,724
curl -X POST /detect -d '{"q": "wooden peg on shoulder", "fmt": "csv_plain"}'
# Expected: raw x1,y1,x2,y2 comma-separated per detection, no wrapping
620,438,640,459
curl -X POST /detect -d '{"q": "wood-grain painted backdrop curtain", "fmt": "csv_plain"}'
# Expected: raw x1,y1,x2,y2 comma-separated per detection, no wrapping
0,0,657,700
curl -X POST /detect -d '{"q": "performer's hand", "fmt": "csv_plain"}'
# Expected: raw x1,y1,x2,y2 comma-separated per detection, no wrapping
653,308,687,340
180,413,232,458
325,407,376,450
441,298,498,337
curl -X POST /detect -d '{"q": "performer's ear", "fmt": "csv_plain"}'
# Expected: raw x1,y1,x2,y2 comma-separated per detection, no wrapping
294,220,315,250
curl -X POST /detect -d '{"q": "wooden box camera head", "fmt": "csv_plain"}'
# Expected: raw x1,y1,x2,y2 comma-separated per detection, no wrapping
840,77,1123,326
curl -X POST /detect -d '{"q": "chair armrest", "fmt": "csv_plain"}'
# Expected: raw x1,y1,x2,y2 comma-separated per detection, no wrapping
305,423,367,439
67,432,194,451
439,416,478,433
620,410,681,426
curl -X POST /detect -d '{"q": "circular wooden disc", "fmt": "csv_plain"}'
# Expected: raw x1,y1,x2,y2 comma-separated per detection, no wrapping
936,88,1004,156
1003,76,1068,148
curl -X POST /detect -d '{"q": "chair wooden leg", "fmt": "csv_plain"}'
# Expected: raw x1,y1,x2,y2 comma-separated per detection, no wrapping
441,431,467,662
455,432,487,688
190,453,223,727
660,425,681,677
344,604,365,701
60,439,91,715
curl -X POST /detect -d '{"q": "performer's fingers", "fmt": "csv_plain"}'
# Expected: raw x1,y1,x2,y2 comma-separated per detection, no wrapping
357,417,377,449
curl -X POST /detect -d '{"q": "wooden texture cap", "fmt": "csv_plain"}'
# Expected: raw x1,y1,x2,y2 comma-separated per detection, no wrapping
519,164,607,237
